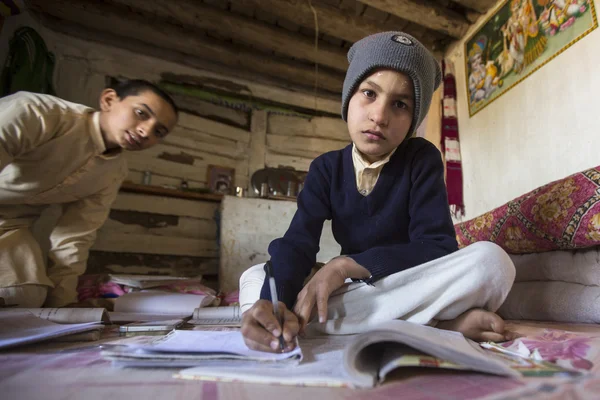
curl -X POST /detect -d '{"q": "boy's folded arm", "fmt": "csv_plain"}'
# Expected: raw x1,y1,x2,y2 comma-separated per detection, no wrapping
349,142,459,281
259,159,332,309
44,177,123,307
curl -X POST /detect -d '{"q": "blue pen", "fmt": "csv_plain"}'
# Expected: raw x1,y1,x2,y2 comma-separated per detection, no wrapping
264,260,286,351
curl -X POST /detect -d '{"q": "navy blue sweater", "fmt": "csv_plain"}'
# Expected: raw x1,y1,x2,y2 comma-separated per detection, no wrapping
260,138,459,309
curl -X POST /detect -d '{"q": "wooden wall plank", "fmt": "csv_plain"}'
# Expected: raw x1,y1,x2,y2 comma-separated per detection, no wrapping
125,152,207,182
267,147,323,160
163,135,247,159
92,232,217,257
265,151,313,172
268,114,349,142
101,217,217,240
87,251,219,276
111,193,218,219
127,171,205,189
177,112,251,144
170,126,238,148
170,94,249,128
267,134,348,154
248,110,267,192
141,143,249,175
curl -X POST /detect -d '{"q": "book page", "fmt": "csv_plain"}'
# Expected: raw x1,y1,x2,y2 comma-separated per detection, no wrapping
0,311,102,350
344,320,519,383
176,335,357,387
114,291,215,315
378,344,471,381
24,308,109,324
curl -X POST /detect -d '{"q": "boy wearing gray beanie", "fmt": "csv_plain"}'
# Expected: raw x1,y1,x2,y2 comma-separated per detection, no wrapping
239,32,515,353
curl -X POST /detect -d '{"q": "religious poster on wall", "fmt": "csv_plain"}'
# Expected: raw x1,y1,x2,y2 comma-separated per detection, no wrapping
464,0,597,117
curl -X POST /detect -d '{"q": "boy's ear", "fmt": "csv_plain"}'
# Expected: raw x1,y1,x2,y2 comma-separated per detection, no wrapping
99,88,120,112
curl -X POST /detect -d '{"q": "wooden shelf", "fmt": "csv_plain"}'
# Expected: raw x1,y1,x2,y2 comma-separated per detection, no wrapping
267,194,297,202
120,181,224,202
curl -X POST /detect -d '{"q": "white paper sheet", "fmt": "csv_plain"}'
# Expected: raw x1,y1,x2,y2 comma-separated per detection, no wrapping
134,330,302,361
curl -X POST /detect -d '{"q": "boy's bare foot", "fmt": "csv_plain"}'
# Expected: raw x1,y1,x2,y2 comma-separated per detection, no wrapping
437,308,516,342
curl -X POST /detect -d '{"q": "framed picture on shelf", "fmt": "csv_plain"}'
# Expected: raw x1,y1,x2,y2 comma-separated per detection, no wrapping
207,165,235,195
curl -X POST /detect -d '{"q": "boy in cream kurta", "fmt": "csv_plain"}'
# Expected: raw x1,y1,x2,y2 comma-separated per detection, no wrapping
0,80,178,307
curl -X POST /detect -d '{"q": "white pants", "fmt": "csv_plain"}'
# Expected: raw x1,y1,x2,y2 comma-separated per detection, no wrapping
239,241,515,334
0,284,48,307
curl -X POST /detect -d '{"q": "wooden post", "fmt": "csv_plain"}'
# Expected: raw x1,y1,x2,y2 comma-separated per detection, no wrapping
248,110,267,196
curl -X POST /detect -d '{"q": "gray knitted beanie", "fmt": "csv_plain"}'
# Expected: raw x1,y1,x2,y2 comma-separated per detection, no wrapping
341,32,442,137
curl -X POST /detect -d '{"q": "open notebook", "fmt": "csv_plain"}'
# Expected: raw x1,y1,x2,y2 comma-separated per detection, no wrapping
102,329,302,367
175,320,521,389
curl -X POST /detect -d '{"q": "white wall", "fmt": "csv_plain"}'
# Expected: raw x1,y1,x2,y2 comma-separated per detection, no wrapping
446,0,600,221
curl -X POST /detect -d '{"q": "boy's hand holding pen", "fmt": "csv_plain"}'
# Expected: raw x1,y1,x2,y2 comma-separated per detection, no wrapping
265,261,286,351
240,261,300,353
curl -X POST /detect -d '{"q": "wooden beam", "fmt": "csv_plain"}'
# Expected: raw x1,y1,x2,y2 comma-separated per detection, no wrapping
106,0,347,71
356,0,469,39
30,13,342,114
26,0,344,93
450,0,498,14
248,110,267,195
228,0,446,57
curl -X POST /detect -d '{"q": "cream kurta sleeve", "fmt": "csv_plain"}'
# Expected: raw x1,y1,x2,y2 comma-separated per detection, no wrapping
44,179,122,307
0,92,60,171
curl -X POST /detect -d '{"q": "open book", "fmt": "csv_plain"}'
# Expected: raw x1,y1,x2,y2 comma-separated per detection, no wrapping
176,320,521,388
0,311,104,350
23,308,110,324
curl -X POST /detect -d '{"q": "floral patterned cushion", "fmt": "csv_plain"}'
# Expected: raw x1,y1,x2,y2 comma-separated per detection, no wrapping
455,166,600,254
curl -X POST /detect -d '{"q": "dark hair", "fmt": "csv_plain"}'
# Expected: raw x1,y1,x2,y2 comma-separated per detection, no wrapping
112,79,178,114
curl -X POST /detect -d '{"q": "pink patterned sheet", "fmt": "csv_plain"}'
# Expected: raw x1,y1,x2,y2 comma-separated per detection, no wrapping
1,320,600,400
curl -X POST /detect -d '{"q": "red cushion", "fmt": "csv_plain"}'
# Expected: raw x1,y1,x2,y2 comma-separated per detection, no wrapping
455,167,600,253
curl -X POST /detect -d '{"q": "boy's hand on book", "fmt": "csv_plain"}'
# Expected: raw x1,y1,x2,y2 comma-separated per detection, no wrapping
241,299,299,353
294,257,370,331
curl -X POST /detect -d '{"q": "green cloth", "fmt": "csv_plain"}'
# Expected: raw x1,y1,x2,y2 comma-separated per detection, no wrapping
1,27,55,97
